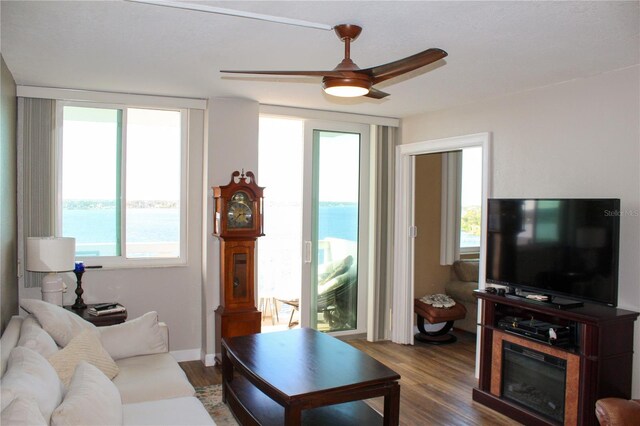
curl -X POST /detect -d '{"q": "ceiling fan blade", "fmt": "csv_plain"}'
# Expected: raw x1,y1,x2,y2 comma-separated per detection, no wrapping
363,48,448,85
221,69,348,78
364,88,390,99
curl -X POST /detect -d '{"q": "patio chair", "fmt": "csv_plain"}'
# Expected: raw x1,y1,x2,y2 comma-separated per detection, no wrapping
317,255,357,330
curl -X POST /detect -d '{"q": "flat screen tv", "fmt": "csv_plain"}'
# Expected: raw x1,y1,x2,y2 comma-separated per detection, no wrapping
486,198,620,307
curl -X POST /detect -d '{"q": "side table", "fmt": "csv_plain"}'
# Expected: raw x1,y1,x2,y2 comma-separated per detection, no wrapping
64,304,127,327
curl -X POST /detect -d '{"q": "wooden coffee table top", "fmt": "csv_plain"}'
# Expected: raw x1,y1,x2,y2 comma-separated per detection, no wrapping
224,327,400,402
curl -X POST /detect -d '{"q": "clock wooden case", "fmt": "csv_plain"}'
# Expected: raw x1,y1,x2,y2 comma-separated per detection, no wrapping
213,170,265,363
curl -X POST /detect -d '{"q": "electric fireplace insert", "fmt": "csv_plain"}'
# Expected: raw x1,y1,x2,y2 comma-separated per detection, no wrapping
501,341,567,423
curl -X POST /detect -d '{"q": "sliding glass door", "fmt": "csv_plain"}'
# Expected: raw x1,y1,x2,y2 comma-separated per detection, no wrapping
303,122,369,334
258,118,369,335
310,130,360,331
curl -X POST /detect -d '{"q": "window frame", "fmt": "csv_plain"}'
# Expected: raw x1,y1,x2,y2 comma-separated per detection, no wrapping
55,100,189,268
303,120,371,336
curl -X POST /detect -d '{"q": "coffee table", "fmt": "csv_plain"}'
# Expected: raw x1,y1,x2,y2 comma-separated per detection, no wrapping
221,328,401,425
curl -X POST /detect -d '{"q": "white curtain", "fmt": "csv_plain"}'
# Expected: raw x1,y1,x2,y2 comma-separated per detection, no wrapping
18,97,56,288
440,151,462,265
368,125,397,341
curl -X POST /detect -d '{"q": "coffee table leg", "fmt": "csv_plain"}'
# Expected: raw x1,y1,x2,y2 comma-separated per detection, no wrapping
383,382,401,426
284,405,302,426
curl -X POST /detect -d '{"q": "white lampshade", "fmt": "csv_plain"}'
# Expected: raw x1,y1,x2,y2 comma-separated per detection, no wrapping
26,237,76,272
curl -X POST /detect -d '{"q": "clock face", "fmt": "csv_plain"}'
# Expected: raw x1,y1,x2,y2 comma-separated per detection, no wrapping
227,192,253,229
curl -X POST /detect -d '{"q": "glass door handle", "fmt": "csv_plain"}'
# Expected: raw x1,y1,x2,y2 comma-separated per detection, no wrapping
304,241,312,263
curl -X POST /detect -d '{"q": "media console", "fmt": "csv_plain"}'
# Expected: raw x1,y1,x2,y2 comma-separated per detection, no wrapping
474,290,638,426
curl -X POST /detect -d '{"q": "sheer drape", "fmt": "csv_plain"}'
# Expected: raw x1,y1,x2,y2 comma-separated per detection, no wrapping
18,97,56,288
440,151,462,265
368,125,397,341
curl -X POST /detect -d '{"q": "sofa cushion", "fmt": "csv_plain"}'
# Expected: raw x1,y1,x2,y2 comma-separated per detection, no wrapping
452,260,479,282
1,397,47,426
445,280,478,304
123,396,214,426
50,361,123,426
113,353,195,404
99,311,168,360
0,346,64,423
48,329,119,387
0,316,23,377
17,316,59,358
20,299,95,347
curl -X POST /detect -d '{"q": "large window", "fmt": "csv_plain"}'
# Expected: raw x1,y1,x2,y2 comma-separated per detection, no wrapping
59,103,186,266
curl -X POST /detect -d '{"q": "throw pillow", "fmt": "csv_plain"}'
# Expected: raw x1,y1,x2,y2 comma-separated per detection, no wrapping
17,316,59,358
0,346,64,423
1,397,47,426
99,311,167,360
20,299,95,347
50,361,123,426
48,329,119,387
1,316,23,377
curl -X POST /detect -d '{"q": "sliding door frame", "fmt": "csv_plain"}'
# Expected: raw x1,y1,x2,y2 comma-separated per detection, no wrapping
392,133,491,352
301,120,371,336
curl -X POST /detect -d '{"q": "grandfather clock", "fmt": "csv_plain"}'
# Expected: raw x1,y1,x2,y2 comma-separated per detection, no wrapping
213,170,265,363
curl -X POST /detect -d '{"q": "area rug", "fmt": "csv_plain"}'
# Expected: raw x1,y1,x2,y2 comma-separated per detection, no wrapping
194,385,239,426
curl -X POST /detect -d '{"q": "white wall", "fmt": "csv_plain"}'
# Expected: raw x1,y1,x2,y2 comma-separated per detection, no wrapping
203,98,259,362
402,65,640,396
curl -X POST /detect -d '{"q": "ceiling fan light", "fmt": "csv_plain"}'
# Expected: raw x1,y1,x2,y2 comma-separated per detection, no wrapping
324,85,370,97
322,78,371,97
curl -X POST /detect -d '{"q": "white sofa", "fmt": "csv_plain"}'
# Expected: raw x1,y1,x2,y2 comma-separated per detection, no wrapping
0,299,215,426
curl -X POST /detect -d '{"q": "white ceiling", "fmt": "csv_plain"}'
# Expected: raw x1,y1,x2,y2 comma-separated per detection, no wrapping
1,1,638,118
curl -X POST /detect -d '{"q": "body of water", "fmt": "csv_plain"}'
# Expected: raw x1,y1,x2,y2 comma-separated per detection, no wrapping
317,203,358,242
63,207,179,256
65,203,478,256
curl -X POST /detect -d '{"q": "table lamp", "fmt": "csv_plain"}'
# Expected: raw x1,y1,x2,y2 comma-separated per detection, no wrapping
26,237,76,306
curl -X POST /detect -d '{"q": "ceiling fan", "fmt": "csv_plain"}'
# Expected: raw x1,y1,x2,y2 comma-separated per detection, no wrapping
221,24,448,99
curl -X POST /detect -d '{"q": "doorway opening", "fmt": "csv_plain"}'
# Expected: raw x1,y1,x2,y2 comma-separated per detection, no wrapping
392,133,490,374
413,147,482,337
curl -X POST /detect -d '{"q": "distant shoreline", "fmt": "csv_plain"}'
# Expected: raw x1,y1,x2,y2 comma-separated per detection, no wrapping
63,200,177,209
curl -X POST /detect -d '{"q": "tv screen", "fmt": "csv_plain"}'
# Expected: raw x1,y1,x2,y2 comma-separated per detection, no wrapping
486,198,620,306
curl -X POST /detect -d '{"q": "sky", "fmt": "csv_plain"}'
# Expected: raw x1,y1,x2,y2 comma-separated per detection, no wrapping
461,146,482,207
258,117,359,204
62,107,181,202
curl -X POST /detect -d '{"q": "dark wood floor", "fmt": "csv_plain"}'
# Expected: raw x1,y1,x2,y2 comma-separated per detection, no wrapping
179,330,519,425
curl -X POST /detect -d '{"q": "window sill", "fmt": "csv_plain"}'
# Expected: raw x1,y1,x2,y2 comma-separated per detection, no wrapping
77,257,187,270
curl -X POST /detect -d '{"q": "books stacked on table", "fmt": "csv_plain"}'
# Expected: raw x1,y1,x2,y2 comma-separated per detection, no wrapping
87,303,126,316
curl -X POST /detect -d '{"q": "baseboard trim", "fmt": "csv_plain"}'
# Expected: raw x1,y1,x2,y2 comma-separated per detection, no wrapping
170,348,201,362
203,352,216,367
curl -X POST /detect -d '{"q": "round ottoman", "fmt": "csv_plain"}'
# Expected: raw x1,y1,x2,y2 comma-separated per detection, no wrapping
414,297,467,344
